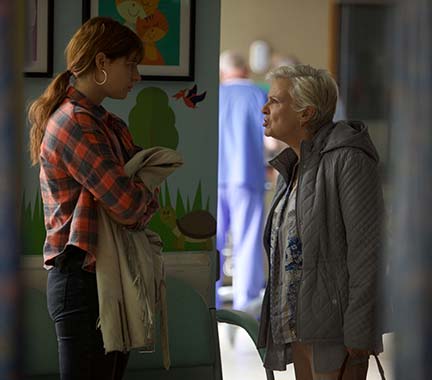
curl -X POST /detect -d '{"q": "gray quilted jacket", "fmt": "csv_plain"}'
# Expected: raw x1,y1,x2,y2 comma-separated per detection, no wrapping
258,121,385,351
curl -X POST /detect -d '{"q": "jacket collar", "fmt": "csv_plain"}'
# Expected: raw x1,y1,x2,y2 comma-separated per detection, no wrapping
269,121,335,183
269,148,297,184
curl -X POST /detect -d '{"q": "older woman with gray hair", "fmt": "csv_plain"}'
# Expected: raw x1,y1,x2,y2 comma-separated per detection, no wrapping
257,64,385,379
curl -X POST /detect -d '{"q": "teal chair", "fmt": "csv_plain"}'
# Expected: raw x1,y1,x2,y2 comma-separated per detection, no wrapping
125,276,222,380
126,276,273,379
216,309,274,380
23,275,272,379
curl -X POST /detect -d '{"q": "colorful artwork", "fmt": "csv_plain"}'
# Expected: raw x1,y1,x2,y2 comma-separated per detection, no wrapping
147,181,215,251
115,0,147,31
129,86,216,251
113,0,175,65
83,0,195,80
135,1,170,65
173,84,207,109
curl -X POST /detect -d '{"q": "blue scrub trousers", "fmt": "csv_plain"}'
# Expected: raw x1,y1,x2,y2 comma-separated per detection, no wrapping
216,185,265,310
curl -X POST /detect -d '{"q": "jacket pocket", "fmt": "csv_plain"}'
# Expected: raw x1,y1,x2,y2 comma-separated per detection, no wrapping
334,284,344,327
305,268,343,339
311,269,332,319
324,269,344,334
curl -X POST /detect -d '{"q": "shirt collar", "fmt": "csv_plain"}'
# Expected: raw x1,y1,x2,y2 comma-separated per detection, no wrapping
66,86,108,120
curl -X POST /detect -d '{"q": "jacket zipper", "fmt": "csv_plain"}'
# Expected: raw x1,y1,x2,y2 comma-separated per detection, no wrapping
295,146,304,341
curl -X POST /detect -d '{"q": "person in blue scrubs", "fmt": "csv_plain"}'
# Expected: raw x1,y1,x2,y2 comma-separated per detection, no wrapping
217,50,267,313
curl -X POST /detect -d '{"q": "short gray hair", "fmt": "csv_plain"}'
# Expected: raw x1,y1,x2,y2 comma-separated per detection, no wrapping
220,50,247,73
266,64,338,129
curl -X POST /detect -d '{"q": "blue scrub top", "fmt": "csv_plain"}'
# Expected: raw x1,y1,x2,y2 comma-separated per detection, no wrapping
218,79,267,191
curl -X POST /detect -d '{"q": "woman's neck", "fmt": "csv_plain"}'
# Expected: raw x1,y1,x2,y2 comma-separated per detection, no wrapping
290,127,316,159
73,77,105,105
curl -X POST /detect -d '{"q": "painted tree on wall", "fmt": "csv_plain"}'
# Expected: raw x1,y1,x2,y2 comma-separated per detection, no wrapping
128,87,215,251
129,87,179,149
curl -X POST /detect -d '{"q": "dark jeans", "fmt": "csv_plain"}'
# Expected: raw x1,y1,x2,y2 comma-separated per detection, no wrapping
47,246,129,380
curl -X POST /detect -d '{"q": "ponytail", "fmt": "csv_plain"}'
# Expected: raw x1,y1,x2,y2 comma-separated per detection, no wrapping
28,70,72,166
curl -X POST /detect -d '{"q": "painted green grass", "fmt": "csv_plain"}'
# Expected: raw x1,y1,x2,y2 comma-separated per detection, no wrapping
21,191,45,255
21,182,213,255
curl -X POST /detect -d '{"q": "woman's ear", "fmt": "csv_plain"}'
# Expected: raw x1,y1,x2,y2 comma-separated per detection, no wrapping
94,52,107,71
300,106,316,126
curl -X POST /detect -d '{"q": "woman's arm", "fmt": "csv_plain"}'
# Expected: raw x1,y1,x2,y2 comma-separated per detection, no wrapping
59,111,154,226
337,149,385,351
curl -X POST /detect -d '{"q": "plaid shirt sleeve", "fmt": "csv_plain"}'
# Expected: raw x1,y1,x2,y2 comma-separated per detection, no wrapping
60,110,152,225
107,112,160,229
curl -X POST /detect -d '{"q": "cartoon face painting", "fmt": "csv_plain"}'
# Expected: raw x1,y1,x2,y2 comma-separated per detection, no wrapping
141,0,160,15
135,0,169,65
116,0,170,65
115,0,147,30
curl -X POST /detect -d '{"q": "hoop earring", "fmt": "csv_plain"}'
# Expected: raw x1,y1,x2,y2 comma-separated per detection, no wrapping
94,69,107,86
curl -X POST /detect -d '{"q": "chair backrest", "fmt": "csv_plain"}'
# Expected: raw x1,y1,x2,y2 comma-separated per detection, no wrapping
126,276,219,369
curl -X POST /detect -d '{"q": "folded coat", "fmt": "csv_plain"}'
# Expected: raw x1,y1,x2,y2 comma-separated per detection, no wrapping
95,147,183,369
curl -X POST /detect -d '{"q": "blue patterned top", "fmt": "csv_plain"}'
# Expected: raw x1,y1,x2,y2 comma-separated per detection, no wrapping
269,179,303,344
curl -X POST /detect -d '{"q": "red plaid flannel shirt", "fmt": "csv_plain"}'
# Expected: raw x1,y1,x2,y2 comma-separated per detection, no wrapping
40,86,159,270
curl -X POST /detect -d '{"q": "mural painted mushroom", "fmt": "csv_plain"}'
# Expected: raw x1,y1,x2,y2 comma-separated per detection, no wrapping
159,206,216,250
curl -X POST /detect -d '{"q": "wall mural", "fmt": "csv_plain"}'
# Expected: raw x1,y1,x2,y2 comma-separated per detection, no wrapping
128,86,215,251
173,84,206,109
129,87,179,149
22,192,45,255
21,85,214,254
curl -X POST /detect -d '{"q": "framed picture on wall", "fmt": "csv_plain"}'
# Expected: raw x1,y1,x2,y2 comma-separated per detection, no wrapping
82,0,195,81
24,0,54,77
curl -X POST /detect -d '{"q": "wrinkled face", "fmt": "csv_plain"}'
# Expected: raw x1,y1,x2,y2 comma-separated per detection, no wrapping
116,0,147,24
103,54,141,99
142,0,160,15
262,78,303,146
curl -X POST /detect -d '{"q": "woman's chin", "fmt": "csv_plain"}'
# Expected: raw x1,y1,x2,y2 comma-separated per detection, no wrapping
264,128,273,138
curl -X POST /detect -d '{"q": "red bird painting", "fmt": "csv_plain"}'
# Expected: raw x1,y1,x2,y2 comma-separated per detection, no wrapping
173,84,207,109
